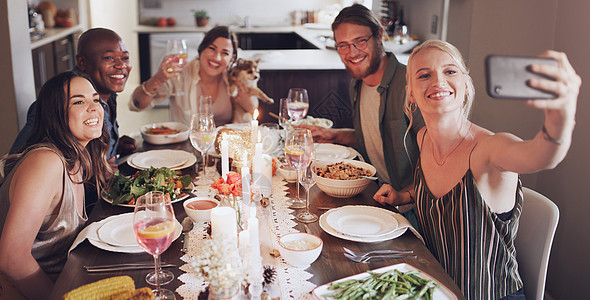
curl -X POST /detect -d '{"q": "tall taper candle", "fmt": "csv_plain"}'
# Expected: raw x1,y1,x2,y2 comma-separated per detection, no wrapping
221,139,229,181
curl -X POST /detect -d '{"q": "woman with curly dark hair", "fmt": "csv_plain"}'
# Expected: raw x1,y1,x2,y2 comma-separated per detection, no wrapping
0,71,111,299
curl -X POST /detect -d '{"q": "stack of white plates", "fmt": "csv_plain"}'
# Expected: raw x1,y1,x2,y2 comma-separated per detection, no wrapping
128,150,197,170
89,213,181,253
319,206,407,243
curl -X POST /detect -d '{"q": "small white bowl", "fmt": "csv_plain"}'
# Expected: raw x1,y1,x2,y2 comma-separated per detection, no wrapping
315,159,377,198
183,197,220,222
278,232,323,268
277,166,298,183
140,121,189,145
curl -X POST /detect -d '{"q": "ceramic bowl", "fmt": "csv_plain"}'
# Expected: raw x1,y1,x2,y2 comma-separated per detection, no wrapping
183,197,220,222
277,165,298,183
315,159,377,198
140,121,189,145
278,232,323,268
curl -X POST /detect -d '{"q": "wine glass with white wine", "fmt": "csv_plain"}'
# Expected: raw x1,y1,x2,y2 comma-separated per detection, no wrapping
287,88,309,122
190,113,216,183
166,39,188,96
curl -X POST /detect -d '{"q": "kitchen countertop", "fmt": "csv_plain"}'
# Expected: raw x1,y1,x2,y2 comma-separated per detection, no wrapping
136,25,410,70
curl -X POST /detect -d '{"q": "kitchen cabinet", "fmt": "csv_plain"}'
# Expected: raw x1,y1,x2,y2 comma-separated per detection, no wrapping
31,34,76,96
236,32,319,50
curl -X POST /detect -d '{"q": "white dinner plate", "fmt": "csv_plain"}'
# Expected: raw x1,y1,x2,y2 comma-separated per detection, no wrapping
314,143,355,160
319,206,407,243
97,213,138,247
89,213,182,253
325,206,398,238
312,263,458,300
128,150,197,170
102,183,194,208
131,150,190,169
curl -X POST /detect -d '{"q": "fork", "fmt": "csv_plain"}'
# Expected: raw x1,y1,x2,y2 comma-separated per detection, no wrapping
344,252,416,263
343,247,413,259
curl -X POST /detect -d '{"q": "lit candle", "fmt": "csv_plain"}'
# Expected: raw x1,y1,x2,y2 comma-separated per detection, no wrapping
221,138,229,181
210,207,237,246
251,120,258,147
242,166,250,203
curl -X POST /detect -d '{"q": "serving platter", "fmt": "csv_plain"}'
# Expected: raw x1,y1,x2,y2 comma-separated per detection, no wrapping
312,263,457,299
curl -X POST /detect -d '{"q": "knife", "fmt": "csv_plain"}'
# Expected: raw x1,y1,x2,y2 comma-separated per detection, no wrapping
84,263,176,272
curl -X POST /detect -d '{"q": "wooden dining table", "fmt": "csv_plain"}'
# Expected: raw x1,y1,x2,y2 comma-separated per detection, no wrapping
48,139,465,300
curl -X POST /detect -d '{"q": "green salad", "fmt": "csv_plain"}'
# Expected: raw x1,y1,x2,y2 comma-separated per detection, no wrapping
103,167,193,205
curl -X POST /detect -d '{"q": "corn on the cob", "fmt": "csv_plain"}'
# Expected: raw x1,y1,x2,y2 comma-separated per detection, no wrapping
62,275,135,300
109,287,154,300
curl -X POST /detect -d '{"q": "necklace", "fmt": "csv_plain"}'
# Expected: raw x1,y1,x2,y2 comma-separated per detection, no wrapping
431,122,473,167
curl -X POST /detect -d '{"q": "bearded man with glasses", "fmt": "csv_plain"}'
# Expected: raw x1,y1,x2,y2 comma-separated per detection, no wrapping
300,4,423,223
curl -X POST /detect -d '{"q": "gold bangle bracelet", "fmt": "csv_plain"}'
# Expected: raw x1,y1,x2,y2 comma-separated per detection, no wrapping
141,81,156,97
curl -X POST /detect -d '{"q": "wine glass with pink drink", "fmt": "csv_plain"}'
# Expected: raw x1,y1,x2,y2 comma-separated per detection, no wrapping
134,191,176,300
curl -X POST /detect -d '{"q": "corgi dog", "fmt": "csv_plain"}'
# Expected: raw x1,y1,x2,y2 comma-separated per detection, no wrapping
228,58,274,123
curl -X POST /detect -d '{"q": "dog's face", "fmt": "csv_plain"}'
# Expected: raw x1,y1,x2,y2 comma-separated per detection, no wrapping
230,59,260,85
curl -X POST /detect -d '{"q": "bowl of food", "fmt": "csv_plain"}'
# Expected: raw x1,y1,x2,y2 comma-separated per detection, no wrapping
315,159,377,198
278,232,323,268
291,116,333,128
140,122,189,145
277,165,298,183
183,197,220,222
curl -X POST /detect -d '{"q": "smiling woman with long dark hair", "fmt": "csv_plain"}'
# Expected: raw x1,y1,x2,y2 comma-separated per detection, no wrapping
0,71,110,299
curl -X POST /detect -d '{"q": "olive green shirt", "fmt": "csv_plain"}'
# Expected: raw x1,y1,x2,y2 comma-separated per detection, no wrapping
350,52,424,191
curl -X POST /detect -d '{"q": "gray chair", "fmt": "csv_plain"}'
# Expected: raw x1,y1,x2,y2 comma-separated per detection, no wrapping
516,187,559,300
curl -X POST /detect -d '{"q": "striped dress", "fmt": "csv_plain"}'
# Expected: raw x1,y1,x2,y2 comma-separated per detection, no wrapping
414,163,523,300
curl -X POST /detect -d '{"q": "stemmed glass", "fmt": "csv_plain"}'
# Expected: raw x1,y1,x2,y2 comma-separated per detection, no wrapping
166,39,188,96
133,191,176,300
284,128,314,209
297,159,318,223
287,88,309,122
278,97,291,130
190,113,216,183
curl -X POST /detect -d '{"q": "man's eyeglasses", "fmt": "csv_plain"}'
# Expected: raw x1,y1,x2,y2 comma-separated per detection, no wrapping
335,35,373,54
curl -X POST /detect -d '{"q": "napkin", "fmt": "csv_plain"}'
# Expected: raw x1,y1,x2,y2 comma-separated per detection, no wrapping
68,219,108,254
393,213,424,244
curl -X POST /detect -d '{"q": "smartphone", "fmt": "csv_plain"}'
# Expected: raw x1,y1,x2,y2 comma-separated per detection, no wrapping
485,55,558,99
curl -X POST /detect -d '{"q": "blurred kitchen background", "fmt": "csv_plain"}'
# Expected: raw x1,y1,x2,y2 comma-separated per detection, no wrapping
1,0,589,298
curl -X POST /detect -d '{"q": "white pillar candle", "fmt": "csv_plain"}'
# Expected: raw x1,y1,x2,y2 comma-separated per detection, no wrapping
260,154,273,197
241,166,251,203
248,216,260,260
250,120,258,147
238,229,250,258
221,139,229,181
253,143,263,187
210,207,237,246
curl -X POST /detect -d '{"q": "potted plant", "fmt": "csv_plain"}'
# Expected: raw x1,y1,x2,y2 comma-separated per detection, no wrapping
192,9,209,27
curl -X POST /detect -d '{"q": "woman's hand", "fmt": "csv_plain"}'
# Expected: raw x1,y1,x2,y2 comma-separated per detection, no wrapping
156,54,184,82
526,50,580,128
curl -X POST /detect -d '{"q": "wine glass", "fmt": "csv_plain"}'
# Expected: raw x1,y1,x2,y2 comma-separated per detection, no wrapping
297,159,318,223
190,113,216,183
284,128,314,209
133,191,176,300
166,39,188,96
278,97,291,130
287,88,309,122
